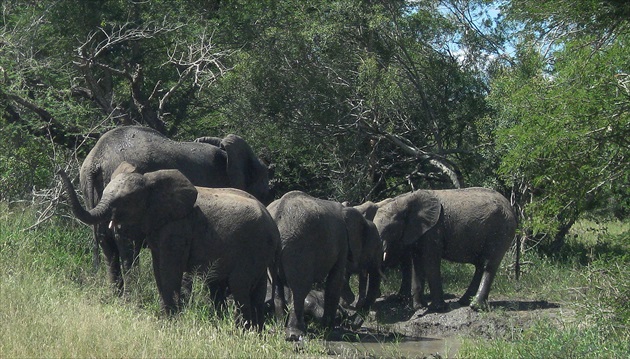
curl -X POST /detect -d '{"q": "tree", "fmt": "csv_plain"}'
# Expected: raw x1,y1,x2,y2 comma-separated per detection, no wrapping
207,0,498,201
1,1,232,200
1,0,508,204
490,0,630,251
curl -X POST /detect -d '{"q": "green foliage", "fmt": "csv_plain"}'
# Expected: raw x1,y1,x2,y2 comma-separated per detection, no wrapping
489,2,630,242
2,0,627,246
0,124,55,201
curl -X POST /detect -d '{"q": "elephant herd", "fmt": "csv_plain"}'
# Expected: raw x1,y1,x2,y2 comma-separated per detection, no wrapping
58,125,517,340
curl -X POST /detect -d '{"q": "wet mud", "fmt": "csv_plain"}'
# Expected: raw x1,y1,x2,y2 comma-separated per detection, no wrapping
324,295,566,358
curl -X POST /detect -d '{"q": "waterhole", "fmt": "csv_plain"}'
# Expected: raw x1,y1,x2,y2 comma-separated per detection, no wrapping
325,328,460,358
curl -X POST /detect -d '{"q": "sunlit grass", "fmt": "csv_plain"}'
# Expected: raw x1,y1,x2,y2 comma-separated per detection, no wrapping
456,219,630,358
1,203,628,358
0,204,328,358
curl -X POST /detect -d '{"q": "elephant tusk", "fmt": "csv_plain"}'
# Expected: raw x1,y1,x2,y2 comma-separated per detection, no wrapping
109,220,115,229
383,251,387,262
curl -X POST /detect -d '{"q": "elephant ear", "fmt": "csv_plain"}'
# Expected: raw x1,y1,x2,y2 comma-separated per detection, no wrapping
144,169,198,225
111,161,138,178
221,134,269,202
342,207,366,270
401,191,442,245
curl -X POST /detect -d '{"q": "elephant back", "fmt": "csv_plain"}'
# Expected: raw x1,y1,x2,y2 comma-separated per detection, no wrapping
269,191,348,278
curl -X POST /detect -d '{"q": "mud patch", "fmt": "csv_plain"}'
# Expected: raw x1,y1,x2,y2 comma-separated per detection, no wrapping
326,295,567,358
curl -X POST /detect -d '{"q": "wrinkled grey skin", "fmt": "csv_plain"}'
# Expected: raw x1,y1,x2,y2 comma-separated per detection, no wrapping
267,191,379,341
60,164,278,331
340,199,391,311
373,188,516,311
79,126,270,293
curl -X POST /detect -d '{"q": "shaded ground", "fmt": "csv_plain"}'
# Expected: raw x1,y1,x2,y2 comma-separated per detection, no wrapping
325,294,568,358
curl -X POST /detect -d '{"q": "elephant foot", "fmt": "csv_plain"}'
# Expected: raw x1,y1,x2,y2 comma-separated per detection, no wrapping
285,327,305,342
470,298,489,312
412,295,428,310
412,300,428,311
427,301,448,313
345,312,364,330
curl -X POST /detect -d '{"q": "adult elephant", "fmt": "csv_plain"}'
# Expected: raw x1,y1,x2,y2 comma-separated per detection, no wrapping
373,187,516,311
267,191,381,341
60,163,279,331
79,125,270,293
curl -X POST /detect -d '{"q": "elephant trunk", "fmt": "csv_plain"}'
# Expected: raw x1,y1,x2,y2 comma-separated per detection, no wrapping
58,170,112,225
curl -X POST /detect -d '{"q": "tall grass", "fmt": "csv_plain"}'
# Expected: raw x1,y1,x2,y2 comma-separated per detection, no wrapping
1,203,628,358
0,204,330,358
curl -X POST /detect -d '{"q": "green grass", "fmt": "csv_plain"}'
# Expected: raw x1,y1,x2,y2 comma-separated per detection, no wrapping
456,219,630,358
1,203,629,358
0,204,329,358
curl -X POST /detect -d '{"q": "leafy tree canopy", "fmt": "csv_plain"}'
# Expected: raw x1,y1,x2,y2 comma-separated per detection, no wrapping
1,0,627,250
490,0,629,247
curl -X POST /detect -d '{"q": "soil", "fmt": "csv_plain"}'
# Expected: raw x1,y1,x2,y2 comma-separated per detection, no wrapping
324,294,569,358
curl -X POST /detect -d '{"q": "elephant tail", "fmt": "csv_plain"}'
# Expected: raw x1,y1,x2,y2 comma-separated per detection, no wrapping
270,244,288,321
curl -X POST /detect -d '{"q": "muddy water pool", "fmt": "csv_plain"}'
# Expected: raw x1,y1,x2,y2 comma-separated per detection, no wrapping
325,328,461,358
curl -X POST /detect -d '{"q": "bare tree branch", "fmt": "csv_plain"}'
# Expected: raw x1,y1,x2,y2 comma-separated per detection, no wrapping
73,21,232,133
349,98,464,188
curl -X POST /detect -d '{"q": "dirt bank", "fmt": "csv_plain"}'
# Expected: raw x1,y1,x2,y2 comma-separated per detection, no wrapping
326,295,568,358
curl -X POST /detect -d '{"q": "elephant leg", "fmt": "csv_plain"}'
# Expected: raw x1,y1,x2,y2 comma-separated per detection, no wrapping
358,266,381,313
100,234,124,295
322,260,344,329
340,272,356,308
115,226,145,294
355,269,368,310
151,248,184,315
397,250,413,299
229,278,254,330
459,263,484,306
421,247,446,312
114,228,135,273
411,250,428,309
251,276,268,331
286,286,308,341
207,279,228,313
470,259,501,311
274,281,289,322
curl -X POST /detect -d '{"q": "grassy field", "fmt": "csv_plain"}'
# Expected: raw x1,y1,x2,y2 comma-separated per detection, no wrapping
1,203,628,358
456,219,630,358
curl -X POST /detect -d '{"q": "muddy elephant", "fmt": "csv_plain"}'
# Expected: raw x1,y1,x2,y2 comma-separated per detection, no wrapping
78,126,270,293
60,163,279,330
267,191,381,340
373,187,517,311
341,198,393,309
351,197,417,300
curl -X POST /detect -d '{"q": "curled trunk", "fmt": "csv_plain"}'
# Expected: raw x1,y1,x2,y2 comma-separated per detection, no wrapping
58,170,112,225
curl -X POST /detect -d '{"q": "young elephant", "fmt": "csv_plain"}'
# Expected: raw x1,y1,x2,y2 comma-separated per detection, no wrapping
373,187,517,311
341,199,392,309
59,163,279,330
267,191,380,341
